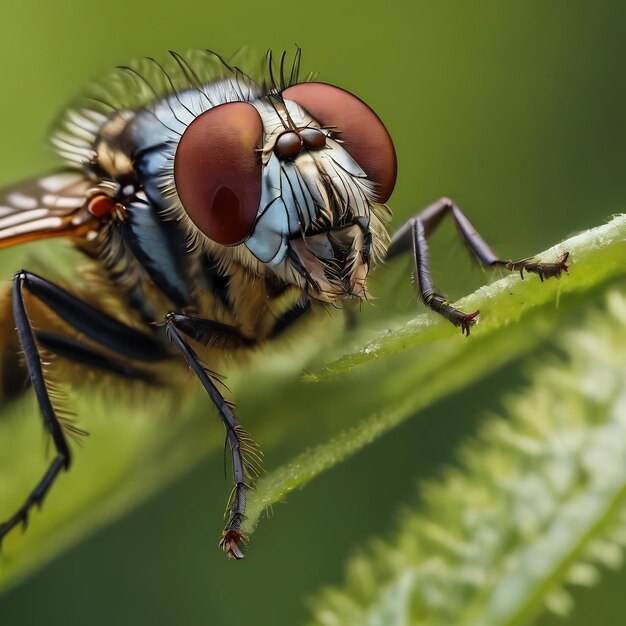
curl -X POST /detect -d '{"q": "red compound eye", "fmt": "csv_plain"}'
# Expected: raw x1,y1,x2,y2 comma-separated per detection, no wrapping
174,102,263,246
282,82,397,202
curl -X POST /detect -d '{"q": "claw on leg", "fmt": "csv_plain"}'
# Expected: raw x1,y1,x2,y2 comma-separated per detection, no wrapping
508,251,570,281
425,294,480,336
220,528,247,560
458,309,480,336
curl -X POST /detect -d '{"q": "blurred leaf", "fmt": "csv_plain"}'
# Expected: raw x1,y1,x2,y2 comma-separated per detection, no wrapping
308,289,626,626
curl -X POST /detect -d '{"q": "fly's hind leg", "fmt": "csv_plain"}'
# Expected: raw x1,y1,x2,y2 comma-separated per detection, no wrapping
165,312,262,559
0,270,169,544
386,197,569,335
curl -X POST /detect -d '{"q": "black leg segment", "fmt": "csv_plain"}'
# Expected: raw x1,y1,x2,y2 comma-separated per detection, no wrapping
165,312,262,559
36,331,158,383
20,271,169,361
0,274,73,543
166,313,254,349
386,198,569,334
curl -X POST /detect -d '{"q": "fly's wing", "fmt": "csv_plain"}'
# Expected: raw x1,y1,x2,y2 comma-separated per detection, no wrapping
0,170,97,249
0,170,98,401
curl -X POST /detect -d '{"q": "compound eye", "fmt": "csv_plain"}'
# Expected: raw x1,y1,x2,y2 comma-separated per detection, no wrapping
174,102,263,246
282,82,397,202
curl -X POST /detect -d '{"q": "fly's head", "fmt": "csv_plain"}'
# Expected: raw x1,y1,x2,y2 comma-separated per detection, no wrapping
173,81,397,303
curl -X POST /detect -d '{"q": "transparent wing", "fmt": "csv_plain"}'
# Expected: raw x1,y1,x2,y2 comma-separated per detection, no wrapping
0,171,97,249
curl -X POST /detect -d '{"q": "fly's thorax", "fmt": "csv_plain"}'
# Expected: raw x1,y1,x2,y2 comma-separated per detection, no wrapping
93,111,137,180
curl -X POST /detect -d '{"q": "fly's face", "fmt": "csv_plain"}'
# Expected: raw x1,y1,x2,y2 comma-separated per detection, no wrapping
172,82,397,302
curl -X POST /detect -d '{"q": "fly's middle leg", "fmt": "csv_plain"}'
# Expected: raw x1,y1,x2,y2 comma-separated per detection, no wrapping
164,312,262,559
386,197,569,335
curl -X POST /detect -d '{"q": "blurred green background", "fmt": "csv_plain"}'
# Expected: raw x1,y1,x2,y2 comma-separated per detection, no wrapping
1,1,625,624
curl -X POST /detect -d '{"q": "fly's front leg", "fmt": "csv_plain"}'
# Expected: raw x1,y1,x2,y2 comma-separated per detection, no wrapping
0,274,74,542
0,270,170,544
386,197,569,335
165,313,262,559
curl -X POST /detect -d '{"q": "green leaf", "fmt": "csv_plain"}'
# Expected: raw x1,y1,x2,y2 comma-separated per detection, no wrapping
312,214,626,379
242,215,626,535
0,215,623,591
308,289,626,626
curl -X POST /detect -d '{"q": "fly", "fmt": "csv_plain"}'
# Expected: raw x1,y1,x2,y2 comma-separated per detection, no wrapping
0,49,569,559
